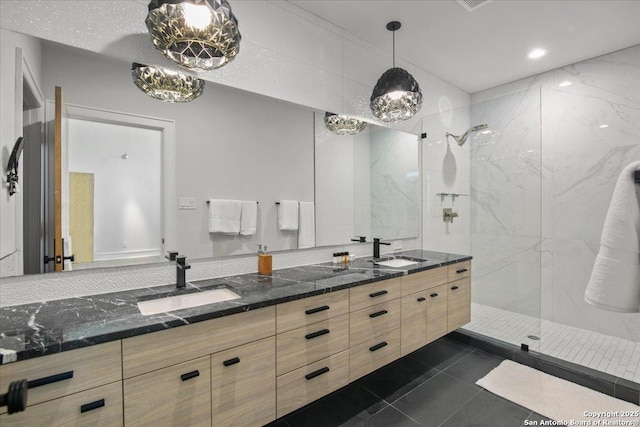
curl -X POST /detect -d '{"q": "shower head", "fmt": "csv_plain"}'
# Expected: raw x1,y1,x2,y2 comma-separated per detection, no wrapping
446,124,488,146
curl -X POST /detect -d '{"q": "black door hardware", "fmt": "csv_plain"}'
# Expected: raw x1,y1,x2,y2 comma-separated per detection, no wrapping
180,370,200,381
80,399,105,413
369,290,388,298
305,305,330,315
223,357,240,367
305,329,330,340
369,342,388,352
305,367,329,380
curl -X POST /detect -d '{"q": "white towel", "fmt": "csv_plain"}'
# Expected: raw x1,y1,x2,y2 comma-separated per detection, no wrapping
298,202,315,249
240,201,258,236
208,199,242,234
585,161,640,313
278,200,299,231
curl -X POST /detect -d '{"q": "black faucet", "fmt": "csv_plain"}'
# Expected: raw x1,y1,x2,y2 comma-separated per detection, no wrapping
351,236,367,243
176,255,191,289
373,238,391,258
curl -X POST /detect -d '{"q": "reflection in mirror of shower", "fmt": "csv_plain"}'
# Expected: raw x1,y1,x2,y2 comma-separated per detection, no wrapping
446,124,489,146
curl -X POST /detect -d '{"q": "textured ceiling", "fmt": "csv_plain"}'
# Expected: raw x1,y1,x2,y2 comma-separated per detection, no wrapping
2,0,639,94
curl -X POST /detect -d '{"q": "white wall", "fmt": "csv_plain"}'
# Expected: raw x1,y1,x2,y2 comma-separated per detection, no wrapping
0,28,42,276
470,45,640,341
68,119,162,260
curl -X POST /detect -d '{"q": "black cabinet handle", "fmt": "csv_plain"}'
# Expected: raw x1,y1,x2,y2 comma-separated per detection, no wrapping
369,342,388,352
305,367,330,380
369,310,388,318
180,370,200,381
456,268,468,274
223,357,240,367
28,371,74,389
417,297,426,302
305,329,330,340
306,305,330,315
430,293,439,298
369,290,388,298
451,286,459,290
80,399,105,414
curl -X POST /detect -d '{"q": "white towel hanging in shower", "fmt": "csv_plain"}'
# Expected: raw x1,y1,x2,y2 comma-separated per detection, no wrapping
584,161,640,313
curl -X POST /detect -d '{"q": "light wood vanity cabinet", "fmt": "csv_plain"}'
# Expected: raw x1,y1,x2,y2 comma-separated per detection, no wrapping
0,381,123,427
0,341,122,419
211,337,276,427
1,260,471,426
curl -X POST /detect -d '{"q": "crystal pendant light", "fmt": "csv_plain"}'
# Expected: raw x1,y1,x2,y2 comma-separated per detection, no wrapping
370,21,422,122
131,63,205,102
324,112,366,135
146,0,241,70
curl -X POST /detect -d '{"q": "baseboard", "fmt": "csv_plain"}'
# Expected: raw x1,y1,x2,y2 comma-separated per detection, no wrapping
449,329,640,406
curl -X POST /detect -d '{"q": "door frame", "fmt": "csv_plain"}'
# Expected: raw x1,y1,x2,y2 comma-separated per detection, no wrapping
44,102,176,265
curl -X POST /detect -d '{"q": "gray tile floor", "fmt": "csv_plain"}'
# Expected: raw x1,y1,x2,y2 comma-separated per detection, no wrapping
268,337,553,427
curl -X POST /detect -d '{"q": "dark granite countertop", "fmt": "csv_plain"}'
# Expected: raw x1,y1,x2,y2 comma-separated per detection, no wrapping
0,250,470,364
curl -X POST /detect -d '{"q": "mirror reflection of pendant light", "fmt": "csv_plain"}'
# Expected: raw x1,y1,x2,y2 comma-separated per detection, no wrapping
370,21,422,122
324,112,366,135
146,0,241,70
131,63,205,102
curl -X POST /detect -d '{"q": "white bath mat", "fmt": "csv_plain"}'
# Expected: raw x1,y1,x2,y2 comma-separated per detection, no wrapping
476,360,639,424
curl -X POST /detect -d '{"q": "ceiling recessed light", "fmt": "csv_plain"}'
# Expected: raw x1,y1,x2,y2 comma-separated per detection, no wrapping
528,48,548,59
558,81,572,87
599,124,609,129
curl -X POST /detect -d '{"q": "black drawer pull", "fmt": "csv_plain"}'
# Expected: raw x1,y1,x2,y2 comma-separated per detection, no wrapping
369,290,388,298
28,371,74,389
223,357,240,367
305,329,330,340
417,297,426,302
305,367,330,380
430,293,439,298
306,305,330,315
451,286,459,290
456,268,468,274
369,310,388,318
369,342,388,352
80,399,105,414
180,370,200,381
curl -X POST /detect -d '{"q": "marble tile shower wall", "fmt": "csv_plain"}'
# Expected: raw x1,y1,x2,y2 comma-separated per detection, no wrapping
470,45,640,342
421,106,471,256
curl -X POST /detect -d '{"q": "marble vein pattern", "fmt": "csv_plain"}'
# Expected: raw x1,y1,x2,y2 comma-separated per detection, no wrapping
0,250,470,364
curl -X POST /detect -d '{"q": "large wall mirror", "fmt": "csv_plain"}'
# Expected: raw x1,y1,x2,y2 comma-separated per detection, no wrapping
1,29,420,278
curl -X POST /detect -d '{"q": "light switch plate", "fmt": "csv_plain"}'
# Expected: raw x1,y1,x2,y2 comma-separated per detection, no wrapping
392,240,403,251
179,197,196,210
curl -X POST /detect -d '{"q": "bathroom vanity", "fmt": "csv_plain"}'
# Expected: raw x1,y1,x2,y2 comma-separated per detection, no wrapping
0,251,471,426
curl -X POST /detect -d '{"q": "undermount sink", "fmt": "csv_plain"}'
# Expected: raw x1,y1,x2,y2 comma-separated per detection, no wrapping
137,287,241,316
371,255,427,268
375,259,420,268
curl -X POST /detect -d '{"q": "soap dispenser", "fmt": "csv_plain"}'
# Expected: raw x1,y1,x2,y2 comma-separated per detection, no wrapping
258,244,272,275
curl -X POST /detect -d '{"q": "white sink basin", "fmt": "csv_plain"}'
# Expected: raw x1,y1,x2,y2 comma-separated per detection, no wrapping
375,259,418,268
137,288,241,316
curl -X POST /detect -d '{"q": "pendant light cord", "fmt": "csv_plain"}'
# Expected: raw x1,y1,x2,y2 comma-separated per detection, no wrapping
392,29,395,68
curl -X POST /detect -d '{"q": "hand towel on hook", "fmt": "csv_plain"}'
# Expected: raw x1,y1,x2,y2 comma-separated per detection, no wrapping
278,200,299,231
208,199,242,234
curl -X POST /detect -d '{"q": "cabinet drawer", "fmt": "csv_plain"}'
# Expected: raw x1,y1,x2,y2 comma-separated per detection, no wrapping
211,337,276,427
448,261,471,282
349,329,400,382
350,299,401,347
276,289,349,334
0,341,122,413
401,291,428,356
350,277,401,312
276,349,349,418
402,267,447,296
427,284,449,343
0,381,123,427
277,314,349,376
124,356,211,427
122,306,275,378
448,277,471,332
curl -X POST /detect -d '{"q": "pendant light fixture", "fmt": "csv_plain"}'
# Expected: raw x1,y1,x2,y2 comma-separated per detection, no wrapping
131,63,205,102
324,112,367,135
145,0,241,70
370,21,422,122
